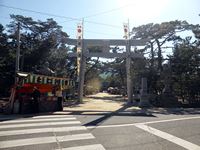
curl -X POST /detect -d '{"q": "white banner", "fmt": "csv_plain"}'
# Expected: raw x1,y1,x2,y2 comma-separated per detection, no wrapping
76,23,83,76
77,23,83,40
123,23,129,39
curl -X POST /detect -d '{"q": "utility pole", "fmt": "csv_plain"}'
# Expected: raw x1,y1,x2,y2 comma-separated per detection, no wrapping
15,22,20,84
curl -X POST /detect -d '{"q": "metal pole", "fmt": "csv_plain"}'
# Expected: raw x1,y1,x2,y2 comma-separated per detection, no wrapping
15,22,20,84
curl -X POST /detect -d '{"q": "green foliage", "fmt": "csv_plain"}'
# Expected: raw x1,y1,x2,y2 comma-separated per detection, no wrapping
131,20,191,71
0,15,73,96
171,38,200,102
7,15,69,72
0,24,15,96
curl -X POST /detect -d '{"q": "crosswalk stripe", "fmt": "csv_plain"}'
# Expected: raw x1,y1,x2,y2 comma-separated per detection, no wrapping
0,121,81,129
58,144,106,150
0,133,95,149
0,117,76,124
0,115,105,150
0,115,74,121
32,115,73,119
0,126,87,136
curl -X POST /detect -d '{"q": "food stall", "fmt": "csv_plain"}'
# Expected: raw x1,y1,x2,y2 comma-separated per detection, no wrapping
12,72,75,114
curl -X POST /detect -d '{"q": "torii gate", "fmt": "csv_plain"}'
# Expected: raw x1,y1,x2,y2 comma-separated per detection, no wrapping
66,38,149,103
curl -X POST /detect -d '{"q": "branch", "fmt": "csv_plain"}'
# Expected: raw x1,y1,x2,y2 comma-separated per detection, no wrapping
85,57,100,77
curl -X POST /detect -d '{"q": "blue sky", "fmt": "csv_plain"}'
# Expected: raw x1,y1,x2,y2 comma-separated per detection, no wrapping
0,0,199,39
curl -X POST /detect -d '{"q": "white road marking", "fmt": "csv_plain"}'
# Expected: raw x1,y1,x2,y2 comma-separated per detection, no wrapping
0,115,74,121
0,126,87,136
32,115,73,118
0,121,81,129
138,116,200,125
87,123,137,129
0,117,76,124
0,133,95,149
135,124,200,150
58,144,106,150
86,116,200,129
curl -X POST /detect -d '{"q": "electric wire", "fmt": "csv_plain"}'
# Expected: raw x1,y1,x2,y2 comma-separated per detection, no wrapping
0,4,122,28
83,4,134,19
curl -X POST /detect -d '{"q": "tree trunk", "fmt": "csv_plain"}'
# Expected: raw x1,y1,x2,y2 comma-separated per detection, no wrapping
156,39,162,72
20,53,24,71
119,68,125,87
150,42,154,68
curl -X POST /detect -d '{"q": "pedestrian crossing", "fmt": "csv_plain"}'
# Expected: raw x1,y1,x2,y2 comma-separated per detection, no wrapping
0,114,105,150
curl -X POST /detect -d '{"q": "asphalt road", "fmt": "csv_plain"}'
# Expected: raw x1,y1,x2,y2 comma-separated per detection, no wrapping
76,113,200,150
0,93,200,150
0,113,106,150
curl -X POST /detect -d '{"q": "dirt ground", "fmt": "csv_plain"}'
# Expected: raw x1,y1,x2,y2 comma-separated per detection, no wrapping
64,92,126,112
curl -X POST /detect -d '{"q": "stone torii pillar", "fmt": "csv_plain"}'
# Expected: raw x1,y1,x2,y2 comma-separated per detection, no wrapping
77,46,86,103
126,40,133,103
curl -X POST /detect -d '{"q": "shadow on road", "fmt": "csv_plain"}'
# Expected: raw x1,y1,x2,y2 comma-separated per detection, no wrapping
63,106,200,127
82,104,155,127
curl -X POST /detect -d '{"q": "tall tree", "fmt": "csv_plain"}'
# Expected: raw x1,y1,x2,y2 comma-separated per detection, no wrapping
131,20,190,71
0,24,15,96
7,15,69,73
171,36,200,103
130,20,192,94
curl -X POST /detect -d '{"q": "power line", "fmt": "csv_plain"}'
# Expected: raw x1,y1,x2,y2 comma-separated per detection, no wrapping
60,4,136,28
82,4,134,19
0,4,122,28
65,26,120,36
0,4,78,21
84,20,121,28
0,14,121,37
